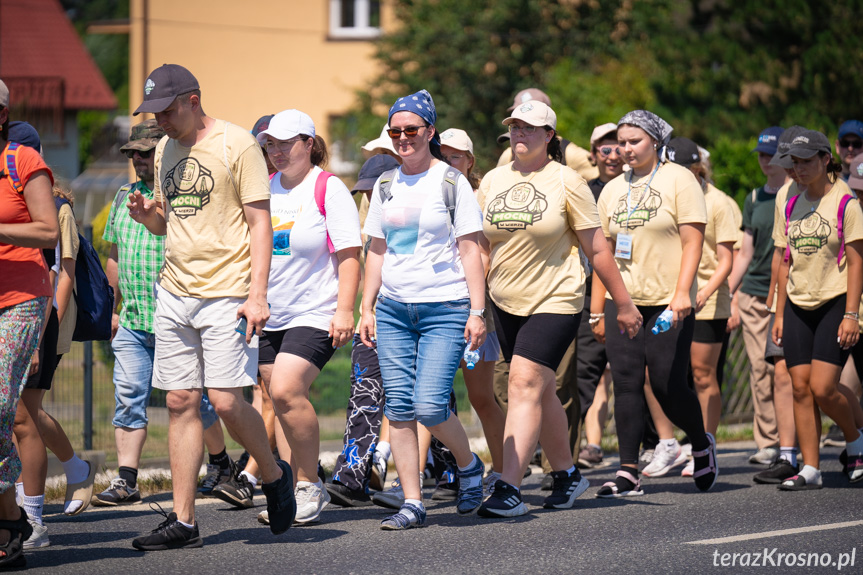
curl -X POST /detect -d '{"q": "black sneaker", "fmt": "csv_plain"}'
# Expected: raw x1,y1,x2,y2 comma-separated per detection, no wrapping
236,450,250,472
542,469,590,509
325,481,372,507
477,480,528,518
540,473,554,491
261,459,296,535
132,505,203,551
212,464,254,509
197,464,230,499
753,459,798,484
92,477,142,506
431,473,458,501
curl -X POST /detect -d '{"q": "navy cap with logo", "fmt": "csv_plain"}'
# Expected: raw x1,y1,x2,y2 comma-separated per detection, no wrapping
752,126,784,155
785,129,832,160
666,137,701,166
133,64,200,116
838,120,863,140
352,154,400,194
769,125,806,169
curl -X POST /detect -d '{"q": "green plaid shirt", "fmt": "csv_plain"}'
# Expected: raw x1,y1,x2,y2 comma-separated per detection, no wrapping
103,181,164,334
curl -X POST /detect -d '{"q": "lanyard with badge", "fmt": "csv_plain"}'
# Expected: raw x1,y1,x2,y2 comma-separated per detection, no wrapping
615,163,661,260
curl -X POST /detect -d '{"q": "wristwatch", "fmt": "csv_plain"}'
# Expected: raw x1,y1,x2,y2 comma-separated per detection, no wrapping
469,308,486,318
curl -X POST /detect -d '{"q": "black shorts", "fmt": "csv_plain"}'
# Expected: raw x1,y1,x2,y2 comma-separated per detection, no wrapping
25,306,59,390
259,326,336,371
783,295,849,369
491,302,580,371
692,318,726,344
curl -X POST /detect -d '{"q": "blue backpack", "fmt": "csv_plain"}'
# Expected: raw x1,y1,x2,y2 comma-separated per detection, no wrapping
54,197,114,341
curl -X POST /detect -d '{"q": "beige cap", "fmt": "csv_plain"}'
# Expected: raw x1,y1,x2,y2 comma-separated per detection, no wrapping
361,124,398,157
0,80,9,108
502,101,557,130
590,123,618,146
507,88,551,112
439,128,473,154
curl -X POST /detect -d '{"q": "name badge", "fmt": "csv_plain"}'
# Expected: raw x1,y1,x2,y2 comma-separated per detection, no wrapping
615,233,633,260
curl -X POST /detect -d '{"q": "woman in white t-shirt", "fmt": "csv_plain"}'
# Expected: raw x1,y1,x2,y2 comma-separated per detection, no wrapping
255,110,362,523
360,90,487,530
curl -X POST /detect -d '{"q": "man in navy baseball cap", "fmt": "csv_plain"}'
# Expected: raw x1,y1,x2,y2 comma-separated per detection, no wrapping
133,64,200,116
835,119,863,181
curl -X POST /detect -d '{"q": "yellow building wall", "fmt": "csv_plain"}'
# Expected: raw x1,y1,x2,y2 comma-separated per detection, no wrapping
130,0,388,170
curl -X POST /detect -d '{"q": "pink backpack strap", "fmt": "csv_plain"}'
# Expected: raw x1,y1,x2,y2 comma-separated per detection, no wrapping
315,171,335,253
783,194,800,263
837,194,853,266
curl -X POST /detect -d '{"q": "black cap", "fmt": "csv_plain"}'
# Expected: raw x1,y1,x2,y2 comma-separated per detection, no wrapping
666,137,701,166
769,125,807,169
352,155,400,194
133,64,200,116
786,129,831,160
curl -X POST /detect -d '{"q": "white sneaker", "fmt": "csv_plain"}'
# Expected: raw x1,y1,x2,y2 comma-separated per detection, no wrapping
638,449,655,467
23,520,50,549
749,447,779,465
257,509,269,525
371,479,405,510
483,471,502,496
642,441,687,477
370,452,388,491
681,458,694,477
294,481,330,524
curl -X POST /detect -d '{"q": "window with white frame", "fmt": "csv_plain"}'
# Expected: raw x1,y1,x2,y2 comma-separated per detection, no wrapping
329,0,381,39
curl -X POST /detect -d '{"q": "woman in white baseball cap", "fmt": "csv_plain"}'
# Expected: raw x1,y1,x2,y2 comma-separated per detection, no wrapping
254,109,363,524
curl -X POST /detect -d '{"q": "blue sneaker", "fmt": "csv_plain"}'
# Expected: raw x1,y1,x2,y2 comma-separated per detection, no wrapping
456,453,485,515
380,502,426,531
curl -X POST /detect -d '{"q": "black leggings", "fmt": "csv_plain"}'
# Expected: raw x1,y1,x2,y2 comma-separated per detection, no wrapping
604,300,708,467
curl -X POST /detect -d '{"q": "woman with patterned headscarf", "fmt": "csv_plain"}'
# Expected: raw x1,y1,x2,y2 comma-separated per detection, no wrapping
591,110,719,498
359,90,487,529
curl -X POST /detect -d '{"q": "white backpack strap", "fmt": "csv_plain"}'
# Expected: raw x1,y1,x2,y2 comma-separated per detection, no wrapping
223,122,238,194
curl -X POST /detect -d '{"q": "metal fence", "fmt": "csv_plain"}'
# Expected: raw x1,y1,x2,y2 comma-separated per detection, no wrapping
47,325,755,459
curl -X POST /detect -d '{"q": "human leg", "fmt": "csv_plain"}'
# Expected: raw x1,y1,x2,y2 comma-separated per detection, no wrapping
690,341,723,436
463,358,504,472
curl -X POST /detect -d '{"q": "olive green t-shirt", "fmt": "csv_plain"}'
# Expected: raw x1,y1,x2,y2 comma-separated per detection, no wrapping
741,185,781,297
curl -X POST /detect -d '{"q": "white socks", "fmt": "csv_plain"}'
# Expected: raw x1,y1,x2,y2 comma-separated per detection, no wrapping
779,447,797,467
240,470,258,488
23,494,44,526
401,498,424,521
375,441,392,463
62,455,90,485
799,464,821,484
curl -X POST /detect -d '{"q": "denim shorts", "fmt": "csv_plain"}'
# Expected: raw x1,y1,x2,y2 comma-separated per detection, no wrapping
112,325,218,429
375,296,468,427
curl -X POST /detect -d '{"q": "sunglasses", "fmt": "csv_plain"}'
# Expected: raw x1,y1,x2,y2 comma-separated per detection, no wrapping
598,146,622,157
124,149,153,159
839,139,863,150
387,126,424,138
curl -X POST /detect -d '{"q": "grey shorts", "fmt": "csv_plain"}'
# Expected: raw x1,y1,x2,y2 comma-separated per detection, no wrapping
764,313,784,364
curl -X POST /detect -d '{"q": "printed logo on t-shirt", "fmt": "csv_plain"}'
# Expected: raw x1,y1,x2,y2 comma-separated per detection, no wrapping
611,186,662,229
162,158,213,218
272,205,302,256
485,182,548,232
788,212,831,255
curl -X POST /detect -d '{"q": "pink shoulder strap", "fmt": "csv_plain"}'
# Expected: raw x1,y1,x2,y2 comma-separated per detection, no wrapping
837,194,853,266
315,171,335,253
783,194,800,264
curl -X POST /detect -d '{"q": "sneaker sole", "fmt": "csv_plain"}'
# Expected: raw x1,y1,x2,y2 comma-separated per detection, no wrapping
371,495,404,510
543,476,590,509
596,489,644,499
477,502,528,518
325,486,372,508
431,490,458,501
258,513,269,525
132,536,204,551
23,537,50,549
91,497,142,507
212,490,254,509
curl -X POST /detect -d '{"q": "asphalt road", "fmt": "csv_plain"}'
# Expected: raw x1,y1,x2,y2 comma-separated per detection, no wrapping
21,443,863,575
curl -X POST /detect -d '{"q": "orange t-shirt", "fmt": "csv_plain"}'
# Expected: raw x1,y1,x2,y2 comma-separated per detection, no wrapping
0,143,54,309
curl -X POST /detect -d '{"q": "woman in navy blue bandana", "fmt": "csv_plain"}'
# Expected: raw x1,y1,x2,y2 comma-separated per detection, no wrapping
359,90,488,529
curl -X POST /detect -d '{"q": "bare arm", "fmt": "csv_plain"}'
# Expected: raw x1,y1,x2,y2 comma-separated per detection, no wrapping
839,241,862,350
56,257,75,324
589,238,613,344
696,241,734,312
765,247,782,311
457,232,487,350
359,237,386,347
0,171,58,247
728,230,754,295
107,243,121,340
772,252,790,345
669,223,705,327
330,247,361,348
236,199,272,343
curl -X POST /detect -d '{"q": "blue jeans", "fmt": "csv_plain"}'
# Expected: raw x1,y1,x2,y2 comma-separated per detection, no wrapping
375,296,468,427
112,326,218,429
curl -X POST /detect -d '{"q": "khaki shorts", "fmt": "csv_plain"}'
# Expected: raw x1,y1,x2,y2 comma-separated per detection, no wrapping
153,284,258,390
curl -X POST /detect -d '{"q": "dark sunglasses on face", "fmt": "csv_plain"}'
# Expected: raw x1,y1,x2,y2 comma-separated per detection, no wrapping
839,139,863,150
598,146,621,157
124,149,153,159
387,126,423,138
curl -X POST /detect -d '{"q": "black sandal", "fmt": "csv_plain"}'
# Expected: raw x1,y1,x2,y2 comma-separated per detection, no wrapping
0,507,33,571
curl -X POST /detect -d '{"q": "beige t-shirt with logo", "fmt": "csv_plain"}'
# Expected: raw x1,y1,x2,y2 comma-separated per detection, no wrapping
727,192,743,251
478,161,600,315
695,183,739,320
783,179,863,310
154,119,270,298
597,161,708,306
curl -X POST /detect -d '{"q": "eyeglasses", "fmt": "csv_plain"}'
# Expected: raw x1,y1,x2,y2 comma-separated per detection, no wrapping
598,146,622,157
124,149,153,159
264,137,303,154
507,124,539,135
387,126,424,138
444,153,465,162
839,139,863,150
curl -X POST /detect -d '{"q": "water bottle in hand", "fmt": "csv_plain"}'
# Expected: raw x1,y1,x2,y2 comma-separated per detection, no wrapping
652,309,674,334
463,342,480,370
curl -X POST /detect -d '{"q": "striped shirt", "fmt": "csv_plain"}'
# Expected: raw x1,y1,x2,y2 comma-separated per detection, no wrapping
103,181,164,333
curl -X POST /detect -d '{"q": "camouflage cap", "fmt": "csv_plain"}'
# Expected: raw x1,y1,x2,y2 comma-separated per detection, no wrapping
119,119,166,152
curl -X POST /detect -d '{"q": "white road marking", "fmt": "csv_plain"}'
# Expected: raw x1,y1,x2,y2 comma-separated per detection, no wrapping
686,520,863,545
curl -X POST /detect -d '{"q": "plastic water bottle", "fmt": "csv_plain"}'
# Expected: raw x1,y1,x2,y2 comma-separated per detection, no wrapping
463,343,480,370
651,309,674,335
